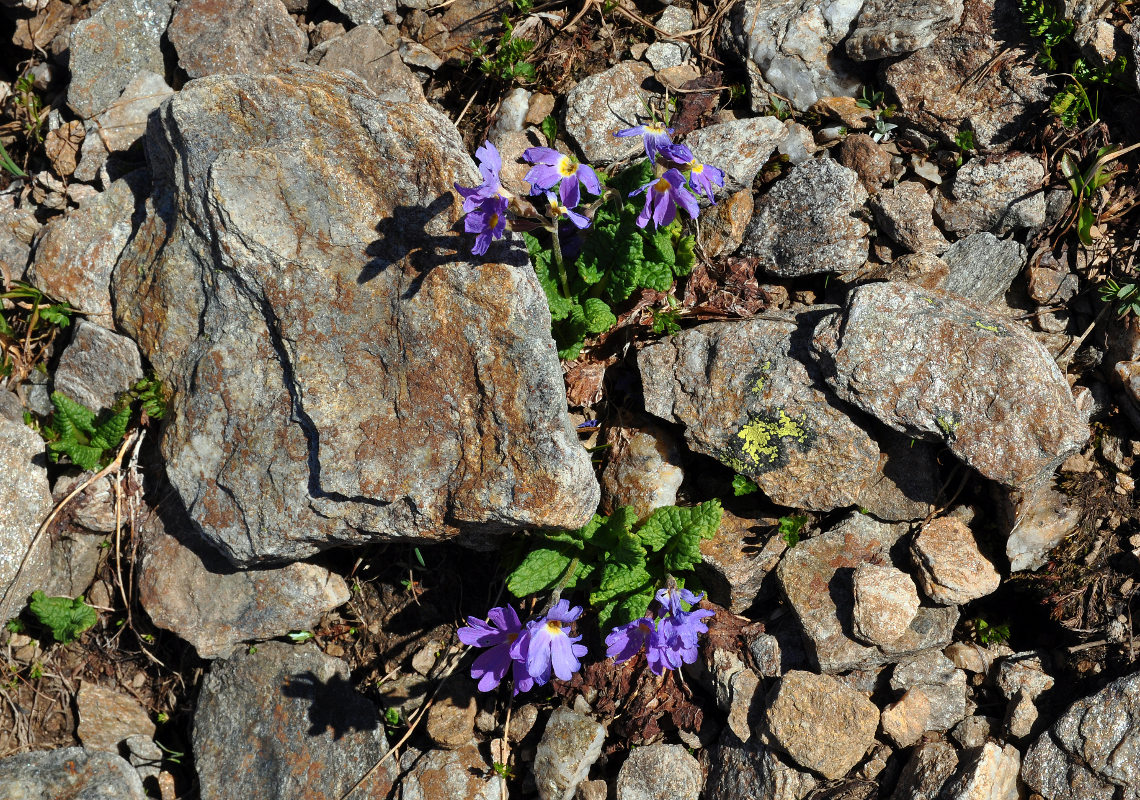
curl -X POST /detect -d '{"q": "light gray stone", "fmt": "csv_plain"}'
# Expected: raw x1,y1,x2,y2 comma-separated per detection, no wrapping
1004,480,1081,572
738,157,870,277
869,181,950,255
67,0,174,119
111,66,598,565
0,414,53,624
911,517,1000,605
564,61,658,164
53,320,144,414
952,715,998,749
705,731,817,800
0,747,146,799
397,745,499,800
940,232,1027,303
77,682,156,752
533,707,606,800
813,281,1089,489
306,23,425,103
851,563,921,646
91,71,174,154
890,650,968,731
691,645,761,742
942,742,1020,800
0,199,39,279
168,0,308,79
846,0,963,60
616,744,702,800
329,0,396,27
935,154,1047,235
683,116,786,194
193,641,396,799
600,419,684,520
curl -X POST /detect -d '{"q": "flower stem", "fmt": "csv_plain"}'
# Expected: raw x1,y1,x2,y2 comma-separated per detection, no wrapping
550,222,571,300
545,555,580,611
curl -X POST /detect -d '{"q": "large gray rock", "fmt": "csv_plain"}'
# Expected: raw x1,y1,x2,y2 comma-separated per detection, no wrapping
137,515,350,659
638,313,936,518
53,320,145,414
883,0,1051,150
776,512,958,673
738,157,870,277
704,731,817,800
683,116,786,194
1021,670,1140,800
721,0,863,112
533,707,606,800
306,23,425,103
0,415,53,625
111,66,597,566
616,744,702,800
813,281,1088,489
193,641,396,799
0,747,146,799
563,61,657,164
935,154,1047,235
67,0,174,119
846,0,963,60
167,0,308,79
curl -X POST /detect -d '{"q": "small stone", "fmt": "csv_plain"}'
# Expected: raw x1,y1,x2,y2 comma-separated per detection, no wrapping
939,232,1027,304
738,157,869,277
0,748,146,799
92,71,174,153
692,646,761,743
0,414,53,625
880,688,933,747
851,563,921,646
995,651,1054,700
655,64,702,91
869,181,950,254
911,517,1000,605
53,320,145,413
940,742,1019,800
77,683,156,753
615,744,702,800
778,121,817,164
526,93,556,126
943,641,1005,674
600,420,684,520
951,715,997,750
684,116,786,194
704,730,818,800
397,744,498,799
168,0,307,78
700,188,754,258
1004,689,1038,739
307,24,424,103
399,38,444,71
44,120,85,177
564,61,659,164
809,96,877,130
533,707,607,800
835,134,892,192
508,703,539,744
889,740,958,800
328,0,396,27
490,88,531,142
935,154,1047,235
578,780,608,800
124,734,164,781
0,200,40,279
424,686,478,749
763,670,879,780
45,527,105,599
10,0,75,51
748,633,783,678
890,650,968,731
1004,480,1081,572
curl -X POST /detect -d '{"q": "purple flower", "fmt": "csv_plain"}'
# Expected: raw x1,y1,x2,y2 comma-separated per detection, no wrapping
455,141,512,213
606,616,655,663
658,143,725,204
523,147,602,201
605,586,715,675
629,168,700,229
614,122,675,162
457,604,534,693
512,599,587,684
464,194,508,256
547,183,591,230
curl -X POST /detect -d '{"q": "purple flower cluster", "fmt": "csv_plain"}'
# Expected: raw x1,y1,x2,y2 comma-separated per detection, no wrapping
615,125,725,229
458,586,714,694
605,586,715,674
457,599,587,695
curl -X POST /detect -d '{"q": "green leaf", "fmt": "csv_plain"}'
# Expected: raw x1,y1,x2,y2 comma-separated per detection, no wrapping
51,391,96,436
506,546,576,597
540,115,558,146
636,500,724,572
581,298,616,335
28,591,98,644
1077,203,1095,246
49,440,102,471
598,586,656,630
777,514,807,547
40,304,72,327
90,405,130,454
674,235,696,276
590,563,652,606
732,474,760,496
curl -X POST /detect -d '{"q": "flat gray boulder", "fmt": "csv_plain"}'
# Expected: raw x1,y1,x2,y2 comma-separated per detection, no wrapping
0,747,145,799
112,66,597,566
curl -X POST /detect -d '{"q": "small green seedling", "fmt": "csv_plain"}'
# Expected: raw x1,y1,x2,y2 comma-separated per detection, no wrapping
287,631,315,643
1060,146,1118,246
28,591,98,644
1098,279,1140,317
972,617,1011,645
732,474,760,496
776,514,807,547
953,130,976,167
470,16,536,83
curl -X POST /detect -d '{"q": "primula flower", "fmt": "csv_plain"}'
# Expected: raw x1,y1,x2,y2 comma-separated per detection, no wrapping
512,599,587,684
457,604,534,694
464,194,508,256
614,121,675,161
523,147,602,201
455,140,512,213
629,168,699,229
606,586,715,675
659,143,725,204
547,185,591,230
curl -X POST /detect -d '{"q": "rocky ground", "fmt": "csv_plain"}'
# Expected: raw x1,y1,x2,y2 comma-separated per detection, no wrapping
1,0,1140,798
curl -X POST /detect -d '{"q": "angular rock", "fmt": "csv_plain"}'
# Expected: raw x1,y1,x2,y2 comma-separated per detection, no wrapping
67,0,174,119
53,320,144,413
77,682,156,752
638,313,934,517
705,731,817,800
44,120,85,177
423,681,478,750
697,510,786,613
10,0,75,51
0,414,53,624
846,0,963,60
563,61,657,164
0,747,146,799
911,517,1000,605
29,170,149,326
995,651,1054,701
777,512,958,673
1005,689,1039,739
738,157,870,277
952,715,999,749
763,670,879,780
616,744,702,800
600,419,684,520
683,116,786,194
397,746,498,799
835,133,892,192
52,473,118,534
935,154,1047,235
193,641,395,799
942,742,1020,800
701,188,754,258
939,232,1027,303
890,650,968,731
880,688,933,747
643,7,693,71
1021,670,1140,799
721,0,863,111
692,645,762,742
0,200,39,279
45,527,105,599
1004,480,1081,572
329,0,396,27
91,71,174,154
883,0,1050,150
307,24,424,103
168,0,308,79
533,707,606,800
813,281,1088,488
137,515,349,659
111,67,597,565
890,740,958,800
851,563,921,646
869,182,950,254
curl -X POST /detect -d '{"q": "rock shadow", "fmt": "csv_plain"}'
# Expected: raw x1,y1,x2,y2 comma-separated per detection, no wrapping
358,196,464,298
280,670,381,741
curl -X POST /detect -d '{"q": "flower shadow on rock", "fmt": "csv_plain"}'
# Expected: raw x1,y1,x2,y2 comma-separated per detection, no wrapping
280,671,382,740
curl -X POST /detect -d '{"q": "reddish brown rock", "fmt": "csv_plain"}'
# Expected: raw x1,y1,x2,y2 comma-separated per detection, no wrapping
911,517,1000,605
836,134,892,193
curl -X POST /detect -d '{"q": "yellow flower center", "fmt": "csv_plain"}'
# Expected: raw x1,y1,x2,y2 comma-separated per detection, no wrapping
653,178,671,193
558,158,578,177
646,122,666,135
545,620,563,635
488,213,499,229
690,161,704,175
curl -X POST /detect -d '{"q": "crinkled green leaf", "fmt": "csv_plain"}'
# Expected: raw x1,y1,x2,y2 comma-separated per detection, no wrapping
582,298,617,334
51,391,96,436
732,474,759,496
90,405,130,454
28,591,98,644
598,585,656,630
674,235,696,276
589,506,642,561
637,500,724,571
590,562,652,606
507,546,576,597
49,441,102,471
